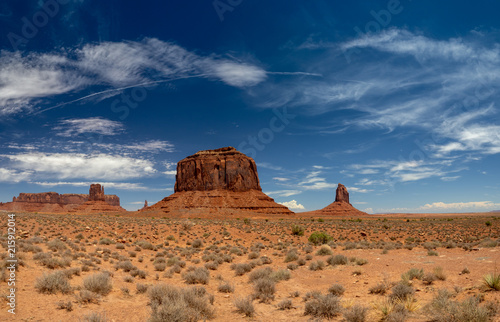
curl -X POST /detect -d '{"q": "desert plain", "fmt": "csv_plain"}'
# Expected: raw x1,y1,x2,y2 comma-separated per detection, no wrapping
1,210,499,322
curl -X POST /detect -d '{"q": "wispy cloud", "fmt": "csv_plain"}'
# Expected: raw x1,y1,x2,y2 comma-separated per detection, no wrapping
53,117,124,137
0,38,269,116
265,190,302,197
298,170,337,190
0,167,32,183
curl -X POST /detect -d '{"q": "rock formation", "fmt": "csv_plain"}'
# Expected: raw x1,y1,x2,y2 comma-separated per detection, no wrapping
175,147,260,192
0,184,123,213
302,184,367,217
69,184,125,213
335,183,350,204
89,184,105,201
143,147,293,216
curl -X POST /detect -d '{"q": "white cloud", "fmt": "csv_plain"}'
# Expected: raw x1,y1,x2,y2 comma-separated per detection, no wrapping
0,168,32,183
53,117,124,137
0,38,269,116
211,62,267,87
272,177,289,182
278,200,305,210
2,152,156,180
298,170,337,190
346,187,371,193
363,208,374,214
265,190,302,197
379,201,500,213
419,201,500,211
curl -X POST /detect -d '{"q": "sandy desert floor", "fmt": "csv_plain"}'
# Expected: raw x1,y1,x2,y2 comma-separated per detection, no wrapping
1,211,500,321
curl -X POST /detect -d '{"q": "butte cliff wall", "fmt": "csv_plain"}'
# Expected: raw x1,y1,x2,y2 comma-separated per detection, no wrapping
144,147,293,216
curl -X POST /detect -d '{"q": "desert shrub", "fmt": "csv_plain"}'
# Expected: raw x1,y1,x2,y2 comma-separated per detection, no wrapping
77,289,100,304
130,269,147,279
328,283,345,296
343,304,369,322
191,239,203,249
270,269,291,282
232,263,253,276
316,245,333,256
389,283,414,302
252,276,276,302
428,250,439,256
204,261,219,271
114,260,136,272
248,252,259,259
136,283,149,294
369,282,390,295
83,272,112,295
217,281,234,293
99,238,113,245
422,272,438,285
309,260,325,271
355,258,369,266
183,267,210,284
63,267,81,279
304,294,342,319
248,267,272,283
287,263,299,270
327,254,348,266
425,289,497,322
47,239,67,252
277,299,294,310
260,256,272,264
56,300,73,311
148,284,214,322
81,311,107,322
308,232,333,245
136,240,154,250
483,273,500,291
284,250,299,263
291,225,305,236
402,268,424,282
297,258,306,266
154,262,167,271
35,271,71,294
234,297,255,317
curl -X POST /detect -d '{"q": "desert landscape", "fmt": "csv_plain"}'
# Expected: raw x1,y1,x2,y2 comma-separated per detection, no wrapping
1,147,499,321
2,2,500,321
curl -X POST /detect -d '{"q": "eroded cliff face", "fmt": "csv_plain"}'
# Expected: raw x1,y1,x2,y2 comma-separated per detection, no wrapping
175,147,261,192
335,183,350,204
144,147,293,216
0,184,122,213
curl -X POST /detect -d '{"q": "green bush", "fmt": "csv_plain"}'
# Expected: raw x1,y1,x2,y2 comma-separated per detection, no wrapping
291,225,305,236
308,232,333,245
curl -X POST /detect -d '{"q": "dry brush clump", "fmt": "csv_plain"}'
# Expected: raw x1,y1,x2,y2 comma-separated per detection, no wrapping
148,284,215,321
35,271,72,294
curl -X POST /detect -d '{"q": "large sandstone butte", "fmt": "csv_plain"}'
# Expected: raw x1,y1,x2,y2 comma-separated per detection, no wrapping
143,147,293,216
0,184,123,213
303,183,367,217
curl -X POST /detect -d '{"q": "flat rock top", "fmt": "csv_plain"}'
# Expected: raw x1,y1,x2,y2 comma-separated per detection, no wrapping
184,146,241,159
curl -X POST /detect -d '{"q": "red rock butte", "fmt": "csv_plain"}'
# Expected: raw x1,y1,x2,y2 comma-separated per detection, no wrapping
302,183,367,217
0,184,124,213
143,147,293,216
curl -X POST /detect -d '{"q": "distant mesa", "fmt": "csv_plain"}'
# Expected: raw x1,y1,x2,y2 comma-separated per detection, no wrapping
0,184,124,213
69,184,125,213
302,183,367,217
143,147,293,216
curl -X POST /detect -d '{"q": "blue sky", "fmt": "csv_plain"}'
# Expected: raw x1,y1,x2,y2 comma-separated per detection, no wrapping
1,0,500,213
